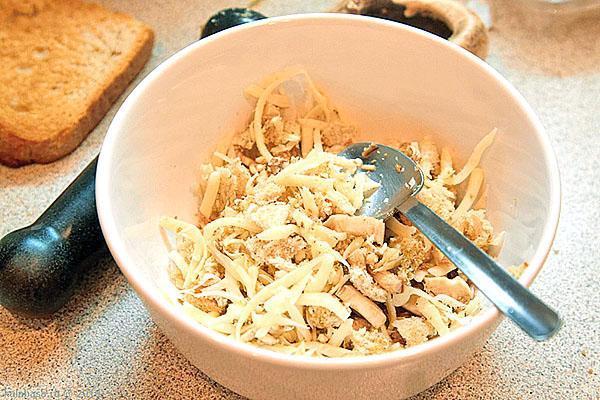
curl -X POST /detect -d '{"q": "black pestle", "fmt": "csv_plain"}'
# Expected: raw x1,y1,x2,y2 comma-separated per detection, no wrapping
0,158,105,316
201,8,266,39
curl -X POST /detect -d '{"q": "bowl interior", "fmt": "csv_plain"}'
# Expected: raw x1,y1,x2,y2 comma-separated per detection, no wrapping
98,15,557,351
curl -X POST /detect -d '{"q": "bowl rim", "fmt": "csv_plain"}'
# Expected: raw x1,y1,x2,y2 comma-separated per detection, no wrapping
96,13,561,369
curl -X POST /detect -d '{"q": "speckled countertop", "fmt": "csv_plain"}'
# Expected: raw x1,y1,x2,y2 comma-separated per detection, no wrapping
1,1,599,399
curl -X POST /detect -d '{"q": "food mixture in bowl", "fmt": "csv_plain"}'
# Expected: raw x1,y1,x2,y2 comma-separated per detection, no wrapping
159,67,517,357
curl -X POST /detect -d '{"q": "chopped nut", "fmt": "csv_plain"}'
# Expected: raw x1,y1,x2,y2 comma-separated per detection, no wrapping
352,317,372,330
361,143,378,158
427,258,456,277
371,270,403,293
424,276,472,303
347,247,367,267
347,250,388,302
365,252,379,266
324,214,385,244
338,285,387,328
184,295,225,315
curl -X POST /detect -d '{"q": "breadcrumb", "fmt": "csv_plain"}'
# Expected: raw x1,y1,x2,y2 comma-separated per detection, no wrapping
349,327,392,354
393,317,432,346
306,306,343,329
417,181,456,221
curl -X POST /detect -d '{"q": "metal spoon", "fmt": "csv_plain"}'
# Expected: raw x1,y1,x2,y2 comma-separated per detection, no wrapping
339,142,562,341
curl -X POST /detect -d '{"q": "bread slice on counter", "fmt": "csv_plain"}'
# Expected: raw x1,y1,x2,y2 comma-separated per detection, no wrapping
0,0,154,167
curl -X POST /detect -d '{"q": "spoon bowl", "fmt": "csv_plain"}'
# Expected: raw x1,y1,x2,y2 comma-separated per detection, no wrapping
339,142,424,219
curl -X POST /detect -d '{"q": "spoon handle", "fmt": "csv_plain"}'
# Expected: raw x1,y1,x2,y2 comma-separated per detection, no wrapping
397,197,562,341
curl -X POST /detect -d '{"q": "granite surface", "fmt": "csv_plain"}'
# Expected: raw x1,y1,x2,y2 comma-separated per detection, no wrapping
0,1,599,399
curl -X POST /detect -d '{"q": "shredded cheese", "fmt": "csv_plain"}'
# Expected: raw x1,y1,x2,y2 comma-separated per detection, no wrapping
445,128,496,186
305,254,335,293
257,224,299,241
452,167,484,223
297,293,350,320
199,170,222,218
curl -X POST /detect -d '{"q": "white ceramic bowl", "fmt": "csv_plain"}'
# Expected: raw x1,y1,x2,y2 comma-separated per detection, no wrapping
96,14,560,400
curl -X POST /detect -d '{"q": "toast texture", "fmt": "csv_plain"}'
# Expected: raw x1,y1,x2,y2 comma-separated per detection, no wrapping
0,0,154,167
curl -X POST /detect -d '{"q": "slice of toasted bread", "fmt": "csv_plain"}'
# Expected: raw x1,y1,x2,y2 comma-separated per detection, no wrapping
0,0,154,167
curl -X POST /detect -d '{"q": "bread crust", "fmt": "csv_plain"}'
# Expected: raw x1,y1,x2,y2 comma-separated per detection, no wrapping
0,1,154,167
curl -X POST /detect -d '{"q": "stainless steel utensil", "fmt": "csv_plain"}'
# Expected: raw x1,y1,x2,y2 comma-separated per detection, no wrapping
339,142,562,341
